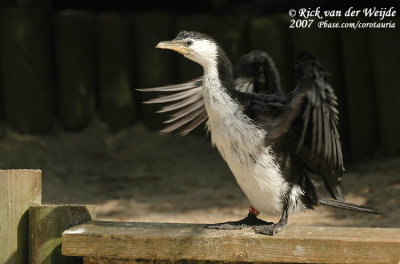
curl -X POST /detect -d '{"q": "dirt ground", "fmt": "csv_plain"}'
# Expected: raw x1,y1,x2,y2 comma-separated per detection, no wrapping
0,120,399,228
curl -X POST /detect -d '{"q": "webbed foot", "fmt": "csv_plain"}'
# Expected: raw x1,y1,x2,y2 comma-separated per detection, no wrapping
205,213,273,230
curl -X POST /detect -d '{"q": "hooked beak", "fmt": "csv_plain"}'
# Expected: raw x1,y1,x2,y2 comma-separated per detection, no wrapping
156,41,190,55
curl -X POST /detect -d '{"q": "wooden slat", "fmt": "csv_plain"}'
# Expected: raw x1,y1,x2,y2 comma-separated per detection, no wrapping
29,205,96,264
248,15,294,93
0,8,54,132
84,257,225,263
369,19,400,155
96,12,138,131
53,10,96,130
63,221,400,264
132,11,176,130
0,170,42,264
340,29,379,160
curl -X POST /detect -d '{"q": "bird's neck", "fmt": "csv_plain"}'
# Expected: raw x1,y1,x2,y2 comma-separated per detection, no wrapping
202,47,234,94
201,50,240,123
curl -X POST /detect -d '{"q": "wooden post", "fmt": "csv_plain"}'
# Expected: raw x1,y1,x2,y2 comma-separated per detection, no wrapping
132,11,177,130
341,29,379,160
29,205,96,264
248,15,295,93
63,221,400,264
369,20,400,155
0,7,54,133
53,10,96,130
0,170,42,264
96,12,138,131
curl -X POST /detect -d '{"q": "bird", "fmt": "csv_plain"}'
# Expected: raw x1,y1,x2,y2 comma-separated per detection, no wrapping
138,31,379,235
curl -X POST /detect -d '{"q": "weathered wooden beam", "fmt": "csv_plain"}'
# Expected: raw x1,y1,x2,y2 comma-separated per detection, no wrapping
0,169,42,264
29,205,96,264
63,221,400,264
83,257,221,263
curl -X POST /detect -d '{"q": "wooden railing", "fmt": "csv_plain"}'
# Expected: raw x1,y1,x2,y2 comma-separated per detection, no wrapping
2,170,400,264
62,221,400,264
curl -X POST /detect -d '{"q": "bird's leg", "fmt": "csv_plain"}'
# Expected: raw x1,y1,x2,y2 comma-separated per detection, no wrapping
205,205,273,230
254,202,289,236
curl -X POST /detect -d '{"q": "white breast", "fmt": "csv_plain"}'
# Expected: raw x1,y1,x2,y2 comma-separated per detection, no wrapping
202,75,289,216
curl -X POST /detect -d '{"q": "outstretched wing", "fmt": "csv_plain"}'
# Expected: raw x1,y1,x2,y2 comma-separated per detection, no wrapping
256,52,344,200
137,78,207,136
288,52,344,201
138,50,282,135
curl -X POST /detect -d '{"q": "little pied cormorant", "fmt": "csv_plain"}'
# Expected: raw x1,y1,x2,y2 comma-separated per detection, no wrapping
138,31,379,235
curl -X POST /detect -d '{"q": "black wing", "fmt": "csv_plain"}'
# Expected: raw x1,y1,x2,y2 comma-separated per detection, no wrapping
138,50,282,135
293,52,344,201
261,52,344,200
234,50,283,95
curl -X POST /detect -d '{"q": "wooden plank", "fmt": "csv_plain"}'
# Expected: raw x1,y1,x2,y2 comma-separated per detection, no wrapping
340,29,379,160
29,205,96,264
369,20,400,155
63,221,400,264
53,10,96,130
96,12,138,131
132,11,176,130
0,8,54,132
84,257,222,264
0,169,42,264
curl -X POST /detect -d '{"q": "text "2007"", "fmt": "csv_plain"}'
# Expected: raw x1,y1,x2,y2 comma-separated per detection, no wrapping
289,19,314,28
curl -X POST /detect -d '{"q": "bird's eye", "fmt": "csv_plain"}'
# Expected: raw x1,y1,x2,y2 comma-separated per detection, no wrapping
187,40,192,46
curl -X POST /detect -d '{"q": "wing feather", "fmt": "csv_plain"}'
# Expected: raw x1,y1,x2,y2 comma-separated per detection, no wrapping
291,52,344,201
137,78,207,135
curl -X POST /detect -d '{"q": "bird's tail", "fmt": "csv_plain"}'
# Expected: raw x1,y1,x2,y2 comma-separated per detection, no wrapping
318,198,381,214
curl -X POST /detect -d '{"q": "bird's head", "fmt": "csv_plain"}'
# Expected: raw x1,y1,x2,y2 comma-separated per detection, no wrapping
156,31,218,69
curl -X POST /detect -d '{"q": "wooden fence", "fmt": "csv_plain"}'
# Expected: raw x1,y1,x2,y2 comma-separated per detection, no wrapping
0,5,399,160
2,170,400,264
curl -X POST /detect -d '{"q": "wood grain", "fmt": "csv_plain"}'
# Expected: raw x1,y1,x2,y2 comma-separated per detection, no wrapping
63,220,400,264
0,169,42,264
29,204,96,264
